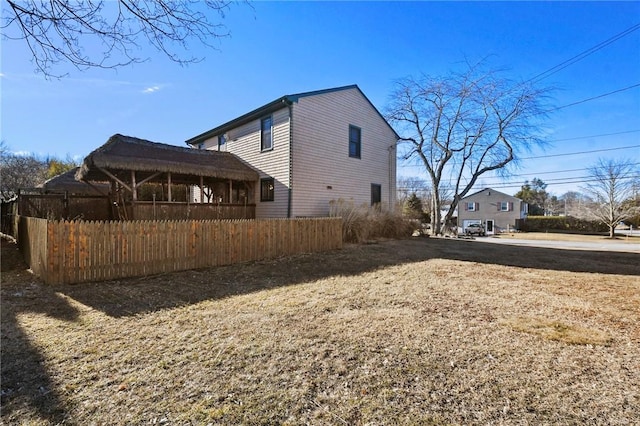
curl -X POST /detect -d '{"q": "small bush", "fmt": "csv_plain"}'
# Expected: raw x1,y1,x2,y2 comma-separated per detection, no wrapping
329,199,415,243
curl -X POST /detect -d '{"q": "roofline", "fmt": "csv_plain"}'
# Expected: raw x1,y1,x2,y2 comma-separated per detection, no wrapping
350,85,401,140
461,187,523,202
185,84,399,145
185,96,293,146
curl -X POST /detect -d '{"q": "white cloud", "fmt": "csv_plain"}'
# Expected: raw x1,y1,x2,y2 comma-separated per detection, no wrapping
142,85,162,94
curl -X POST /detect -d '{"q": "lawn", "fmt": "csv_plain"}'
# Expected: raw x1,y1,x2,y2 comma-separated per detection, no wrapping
2,236,639,425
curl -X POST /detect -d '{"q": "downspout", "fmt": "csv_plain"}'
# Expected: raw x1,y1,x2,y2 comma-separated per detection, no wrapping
287,104,293,218
388,142,396,209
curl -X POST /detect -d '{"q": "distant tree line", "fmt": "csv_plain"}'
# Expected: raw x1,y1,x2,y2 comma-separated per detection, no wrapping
0,141,78,199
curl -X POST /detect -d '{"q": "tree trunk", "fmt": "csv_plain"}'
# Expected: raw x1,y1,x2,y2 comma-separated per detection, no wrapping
431,187,442,235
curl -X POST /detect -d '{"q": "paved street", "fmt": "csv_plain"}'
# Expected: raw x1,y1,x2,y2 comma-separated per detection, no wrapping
474,236,640,254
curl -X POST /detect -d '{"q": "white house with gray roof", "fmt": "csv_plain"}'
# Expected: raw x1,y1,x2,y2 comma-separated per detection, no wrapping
186,85,399,218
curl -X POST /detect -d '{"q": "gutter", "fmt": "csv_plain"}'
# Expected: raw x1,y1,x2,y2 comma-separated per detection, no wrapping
389,142,396,207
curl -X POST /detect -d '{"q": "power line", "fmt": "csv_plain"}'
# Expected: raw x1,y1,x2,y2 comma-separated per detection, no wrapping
397,174,640,192
551,83,640,111
520,144,640,160
398,174,638,189
478,175,640,190
398,143,640,168
526,23,640,84
549,129,640,142
466,163,640,185
398,164,640,181
447,167,639,187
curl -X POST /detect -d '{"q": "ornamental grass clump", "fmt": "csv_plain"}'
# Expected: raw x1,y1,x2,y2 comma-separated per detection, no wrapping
329,199,415,243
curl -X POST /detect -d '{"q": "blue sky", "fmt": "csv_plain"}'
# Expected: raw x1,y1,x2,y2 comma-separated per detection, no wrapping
2,1,639,196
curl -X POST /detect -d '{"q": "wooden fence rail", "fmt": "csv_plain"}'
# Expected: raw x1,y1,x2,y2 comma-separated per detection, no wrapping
17,216,342,285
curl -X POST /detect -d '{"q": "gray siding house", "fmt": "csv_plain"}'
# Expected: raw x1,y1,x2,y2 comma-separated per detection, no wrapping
458,188,528,234
186,85,399,219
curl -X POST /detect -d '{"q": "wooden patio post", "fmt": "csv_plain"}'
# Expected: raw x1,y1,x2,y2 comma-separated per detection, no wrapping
167,172,172,202
200,176,204,204
131,170,137,201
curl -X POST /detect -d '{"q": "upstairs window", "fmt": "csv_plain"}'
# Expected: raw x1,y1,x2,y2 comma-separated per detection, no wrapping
464,203,480,212
499,201,513,211
261,116,273,151
260,178,274,202
218,134,226,149
349,125,361,158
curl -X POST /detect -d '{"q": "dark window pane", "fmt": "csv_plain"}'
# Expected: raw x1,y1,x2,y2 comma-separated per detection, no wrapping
371,183,381,205
261,178,274,201
349,125,361,158
261,117,272,151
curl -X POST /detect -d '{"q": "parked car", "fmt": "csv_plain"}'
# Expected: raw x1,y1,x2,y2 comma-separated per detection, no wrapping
465,223,486,236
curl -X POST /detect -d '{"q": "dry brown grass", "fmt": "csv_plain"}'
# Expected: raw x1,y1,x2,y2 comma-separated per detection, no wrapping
501,317,612,345
2,237,639,425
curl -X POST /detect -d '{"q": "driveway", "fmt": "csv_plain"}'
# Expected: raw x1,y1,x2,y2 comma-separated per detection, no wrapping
473,236,640,254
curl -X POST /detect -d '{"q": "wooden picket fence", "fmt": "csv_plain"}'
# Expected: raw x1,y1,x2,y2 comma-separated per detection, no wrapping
17,216,342,285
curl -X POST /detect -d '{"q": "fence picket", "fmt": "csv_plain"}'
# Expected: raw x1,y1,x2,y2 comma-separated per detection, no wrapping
16,217,342,284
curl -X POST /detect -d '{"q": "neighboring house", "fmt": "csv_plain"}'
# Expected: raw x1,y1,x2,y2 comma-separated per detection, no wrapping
186,85,399,218
458,188,528,235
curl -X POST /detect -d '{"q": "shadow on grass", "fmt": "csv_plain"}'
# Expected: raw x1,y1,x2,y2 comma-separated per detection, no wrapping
2,236,637,421
56,237,640,319
1,240,80,423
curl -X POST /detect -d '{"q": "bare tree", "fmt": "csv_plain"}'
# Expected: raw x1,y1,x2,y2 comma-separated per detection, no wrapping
0,150,48,198
581,158,640,238
386,62,550,235
561,191,588,217
397,176,429,203
2,0,235,78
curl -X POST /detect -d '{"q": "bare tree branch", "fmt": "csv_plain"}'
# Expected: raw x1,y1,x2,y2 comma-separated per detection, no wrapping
2,0,237,78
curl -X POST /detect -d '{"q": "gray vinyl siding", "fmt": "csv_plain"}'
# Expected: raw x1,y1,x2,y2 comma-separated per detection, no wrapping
224,107,291,218
290,88,397,217
458,188,526,231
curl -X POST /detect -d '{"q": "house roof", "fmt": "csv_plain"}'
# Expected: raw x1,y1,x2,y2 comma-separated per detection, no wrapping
460,187,523,202
38,167,110,195
77,134,259,184
185,84,400,145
